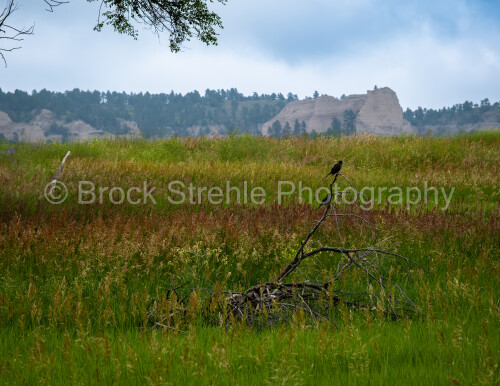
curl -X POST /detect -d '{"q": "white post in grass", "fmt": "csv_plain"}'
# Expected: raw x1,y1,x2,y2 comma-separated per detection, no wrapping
48,151,71,195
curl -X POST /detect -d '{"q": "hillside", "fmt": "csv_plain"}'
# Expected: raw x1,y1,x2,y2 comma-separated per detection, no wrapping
0,109,140,142
403,99,500,134
1,88,499,142
0,88,289,142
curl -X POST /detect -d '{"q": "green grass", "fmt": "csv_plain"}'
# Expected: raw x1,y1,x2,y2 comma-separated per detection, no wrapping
1,133,499,217
1,318,496,385
0,132,499,384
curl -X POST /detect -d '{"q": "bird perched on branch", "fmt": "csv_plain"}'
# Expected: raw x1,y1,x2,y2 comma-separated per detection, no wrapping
325,160,343,178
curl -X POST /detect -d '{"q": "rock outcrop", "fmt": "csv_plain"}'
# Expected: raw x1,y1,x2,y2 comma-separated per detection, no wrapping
357,88,414,135
261,87,414,136
0,109,142,142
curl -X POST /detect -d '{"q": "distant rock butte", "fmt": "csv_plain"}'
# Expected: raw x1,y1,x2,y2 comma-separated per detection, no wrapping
0,109,141,142
261,87,414,136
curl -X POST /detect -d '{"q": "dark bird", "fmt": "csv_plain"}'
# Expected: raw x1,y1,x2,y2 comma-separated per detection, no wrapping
325,160,343,178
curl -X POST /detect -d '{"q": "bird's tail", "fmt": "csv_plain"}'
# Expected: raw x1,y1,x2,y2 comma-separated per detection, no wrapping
325,172,331,178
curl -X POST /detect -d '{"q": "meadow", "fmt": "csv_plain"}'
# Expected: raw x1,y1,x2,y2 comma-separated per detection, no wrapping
0,132,499,384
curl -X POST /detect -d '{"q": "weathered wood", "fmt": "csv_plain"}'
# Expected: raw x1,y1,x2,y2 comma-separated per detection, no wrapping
48,150,71,195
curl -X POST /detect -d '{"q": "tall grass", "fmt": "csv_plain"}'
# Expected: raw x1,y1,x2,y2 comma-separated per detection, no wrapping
1,132,499,218
0,132,499,384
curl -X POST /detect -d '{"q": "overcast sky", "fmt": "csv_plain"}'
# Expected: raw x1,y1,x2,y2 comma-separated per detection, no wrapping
1,0,500,109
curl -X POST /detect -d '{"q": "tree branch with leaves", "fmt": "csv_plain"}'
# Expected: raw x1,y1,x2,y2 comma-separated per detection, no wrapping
0,0,227,66
89,0,228,52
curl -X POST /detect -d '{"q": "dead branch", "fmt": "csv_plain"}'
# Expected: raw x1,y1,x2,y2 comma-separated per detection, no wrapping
0,0,34,67
48,150,71,195
150,171,422,329
225,171,421,325
43,0,68,12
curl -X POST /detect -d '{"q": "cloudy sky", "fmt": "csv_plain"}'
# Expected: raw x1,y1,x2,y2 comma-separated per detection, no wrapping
1,0,500,109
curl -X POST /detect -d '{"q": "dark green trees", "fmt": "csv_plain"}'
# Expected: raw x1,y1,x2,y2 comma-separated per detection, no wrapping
282,121,292,137
0,88,291,138
402,100,496,128
343,110,356,135
327,117,342,136
293,119,301,135
293,119,307,136
326,113,355,137
269,120,282,138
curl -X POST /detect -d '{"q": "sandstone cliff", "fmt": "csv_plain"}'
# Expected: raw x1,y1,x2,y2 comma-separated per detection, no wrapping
261,87,415,136
0,109,141,142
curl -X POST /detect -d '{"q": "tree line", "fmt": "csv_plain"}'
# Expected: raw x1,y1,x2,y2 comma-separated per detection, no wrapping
267,109,357,138
0,88,300,137
403,99,500,131
2,88,498,139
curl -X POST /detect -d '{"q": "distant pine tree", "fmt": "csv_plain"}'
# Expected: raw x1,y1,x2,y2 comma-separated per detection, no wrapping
293,119,301,136
282,121,292,137
343,110,356,135
329,117,342,136
269,120,282,138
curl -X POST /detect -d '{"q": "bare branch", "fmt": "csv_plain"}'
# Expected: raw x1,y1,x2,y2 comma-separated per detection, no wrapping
43,0,68,13
0,0,34,67
148,170,423,329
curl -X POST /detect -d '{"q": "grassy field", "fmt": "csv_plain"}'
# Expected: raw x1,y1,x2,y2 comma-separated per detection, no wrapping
0,132,499,384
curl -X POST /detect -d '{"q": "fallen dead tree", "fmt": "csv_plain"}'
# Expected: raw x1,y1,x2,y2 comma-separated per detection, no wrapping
149,173,423,329
222,173,422,326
